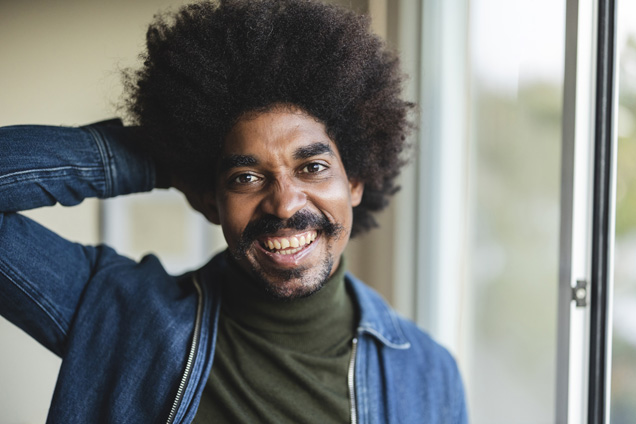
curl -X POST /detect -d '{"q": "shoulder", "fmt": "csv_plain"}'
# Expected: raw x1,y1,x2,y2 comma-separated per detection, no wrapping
346,273,467,421
346,271,463,382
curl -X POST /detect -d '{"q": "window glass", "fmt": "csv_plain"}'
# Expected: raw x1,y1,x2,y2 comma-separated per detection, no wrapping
467,0,564,421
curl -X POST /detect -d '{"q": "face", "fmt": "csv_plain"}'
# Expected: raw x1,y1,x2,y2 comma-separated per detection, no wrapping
203,107,364,299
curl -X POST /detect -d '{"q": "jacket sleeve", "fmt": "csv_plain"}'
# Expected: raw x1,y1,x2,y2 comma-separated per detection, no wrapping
0,120,157,356
0,120,157,212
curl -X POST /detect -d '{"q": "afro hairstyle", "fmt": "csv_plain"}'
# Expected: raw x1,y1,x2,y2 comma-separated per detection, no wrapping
123,0,413,237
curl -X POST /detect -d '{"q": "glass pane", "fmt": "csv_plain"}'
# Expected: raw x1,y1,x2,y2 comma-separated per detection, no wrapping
466,0,564,421
611,3,636,422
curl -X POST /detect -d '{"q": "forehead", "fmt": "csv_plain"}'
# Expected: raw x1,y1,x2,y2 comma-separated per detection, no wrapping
222,108,339,157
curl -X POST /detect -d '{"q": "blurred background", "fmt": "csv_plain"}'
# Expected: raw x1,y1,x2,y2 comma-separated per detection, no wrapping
0,0,634,423
610,4,636,421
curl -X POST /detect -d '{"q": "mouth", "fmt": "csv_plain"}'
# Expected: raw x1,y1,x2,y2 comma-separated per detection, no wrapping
259,230,318,256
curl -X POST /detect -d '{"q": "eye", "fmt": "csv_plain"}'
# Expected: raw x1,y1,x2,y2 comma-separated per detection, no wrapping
232,173,261,184
301,163,327,174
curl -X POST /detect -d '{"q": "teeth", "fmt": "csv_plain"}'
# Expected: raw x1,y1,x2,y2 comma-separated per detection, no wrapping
279,247,301,255
263,231,318,254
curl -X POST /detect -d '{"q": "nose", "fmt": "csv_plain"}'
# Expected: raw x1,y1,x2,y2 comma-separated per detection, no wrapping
260,176,307,219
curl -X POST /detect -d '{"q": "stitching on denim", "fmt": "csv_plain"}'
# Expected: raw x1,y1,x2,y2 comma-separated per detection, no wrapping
386,308,411,346
0,259,69,340
85,126,113,197
0,166,102,187
356,341,369,423
357,325,410,349
347,274,411,349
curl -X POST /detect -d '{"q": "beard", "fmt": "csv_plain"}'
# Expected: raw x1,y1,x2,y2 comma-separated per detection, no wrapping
247,255,335,300
229,210,344,300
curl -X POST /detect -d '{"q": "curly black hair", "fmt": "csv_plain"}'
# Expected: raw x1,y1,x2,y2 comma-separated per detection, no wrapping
124,0,413,237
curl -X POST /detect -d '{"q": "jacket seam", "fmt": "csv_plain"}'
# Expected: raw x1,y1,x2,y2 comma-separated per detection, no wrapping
347,276,411,349
84,126,113,197
386,309,412,347
0,166,103,187
357,325,411,349
0,260,68,341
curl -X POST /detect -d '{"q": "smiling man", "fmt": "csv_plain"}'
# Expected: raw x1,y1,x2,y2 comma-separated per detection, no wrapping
207,107,364,300
0,0,467,423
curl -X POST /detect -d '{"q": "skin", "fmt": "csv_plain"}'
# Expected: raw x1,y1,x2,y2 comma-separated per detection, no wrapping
197,106,364,299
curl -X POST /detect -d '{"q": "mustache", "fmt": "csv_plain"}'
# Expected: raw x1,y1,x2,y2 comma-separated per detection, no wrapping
235,210,344,256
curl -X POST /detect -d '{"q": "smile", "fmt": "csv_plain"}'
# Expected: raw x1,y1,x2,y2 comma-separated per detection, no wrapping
260,230,318,255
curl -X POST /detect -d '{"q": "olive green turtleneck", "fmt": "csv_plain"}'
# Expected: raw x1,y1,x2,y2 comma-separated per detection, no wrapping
192,256,357,423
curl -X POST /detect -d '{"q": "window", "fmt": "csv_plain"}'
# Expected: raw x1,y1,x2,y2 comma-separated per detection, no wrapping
377,0,619,422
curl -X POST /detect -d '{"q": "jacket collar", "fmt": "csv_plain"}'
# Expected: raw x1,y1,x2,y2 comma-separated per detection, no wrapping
345,272,411,350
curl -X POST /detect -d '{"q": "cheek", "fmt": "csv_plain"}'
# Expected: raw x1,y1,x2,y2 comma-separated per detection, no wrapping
218,196,252,246
312,180,355,225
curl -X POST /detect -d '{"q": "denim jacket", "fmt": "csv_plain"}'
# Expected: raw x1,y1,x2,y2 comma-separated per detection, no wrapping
0,122,467,423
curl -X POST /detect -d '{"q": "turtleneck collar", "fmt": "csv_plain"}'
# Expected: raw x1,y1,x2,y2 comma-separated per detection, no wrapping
219,255,355,351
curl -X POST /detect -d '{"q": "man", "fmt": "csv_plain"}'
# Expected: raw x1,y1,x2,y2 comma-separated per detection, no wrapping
0,0,467,422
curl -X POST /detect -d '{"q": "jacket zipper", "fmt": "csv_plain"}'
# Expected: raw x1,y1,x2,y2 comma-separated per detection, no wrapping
348,337,358,424
166,274,204,424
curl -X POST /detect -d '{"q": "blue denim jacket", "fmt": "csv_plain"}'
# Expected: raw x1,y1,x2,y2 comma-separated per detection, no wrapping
0,122,467,423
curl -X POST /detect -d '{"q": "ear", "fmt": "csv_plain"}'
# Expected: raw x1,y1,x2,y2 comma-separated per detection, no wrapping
173,176,221,225
200,191,221,225
349,179,364,207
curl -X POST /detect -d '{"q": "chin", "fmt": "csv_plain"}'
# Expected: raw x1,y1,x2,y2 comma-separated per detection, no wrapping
248,256,334,300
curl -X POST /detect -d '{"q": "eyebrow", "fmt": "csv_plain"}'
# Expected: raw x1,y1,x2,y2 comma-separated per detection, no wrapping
219,154,259,172
293,142,334,160
219,142,334,172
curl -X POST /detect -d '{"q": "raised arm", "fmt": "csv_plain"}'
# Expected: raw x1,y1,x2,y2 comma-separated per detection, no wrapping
0,120,161,356
0,119,157,212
